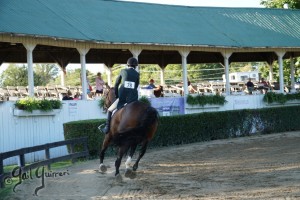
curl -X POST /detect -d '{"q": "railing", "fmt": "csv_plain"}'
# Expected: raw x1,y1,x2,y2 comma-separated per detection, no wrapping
0,137,89,188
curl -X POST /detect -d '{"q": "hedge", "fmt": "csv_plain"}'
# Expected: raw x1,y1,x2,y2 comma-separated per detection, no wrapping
63,105,300,157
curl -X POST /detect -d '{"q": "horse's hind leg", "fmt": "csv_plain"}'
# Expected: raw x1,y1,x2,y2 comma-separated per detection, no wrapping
124,145,137,179
125,144,137,169
133,141,148,171
99,136,111,172
115,145,129,176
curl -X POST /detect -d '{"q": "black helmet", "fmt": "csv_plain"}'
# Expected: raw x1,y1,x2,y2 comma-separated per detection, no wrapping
127,57,138,67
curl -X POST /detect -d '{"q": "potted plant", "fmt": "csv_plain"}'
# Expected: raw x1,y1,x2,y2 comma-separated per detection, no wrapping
14,97,62,116
263,92,300,105
186,94,227,108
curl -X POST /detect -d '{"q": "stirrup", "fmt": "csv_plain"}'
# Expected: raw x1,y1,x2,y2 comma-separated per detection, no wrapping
98,124,106,133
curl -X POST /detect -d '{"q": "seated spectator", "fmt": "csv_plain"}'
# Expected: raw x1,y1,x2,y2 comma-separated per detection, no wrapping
258,78,270,94
62,90,74,100
73,93,80,100
246,78,254,94
180,78,197,94
147,79,163,97
147,79,157,89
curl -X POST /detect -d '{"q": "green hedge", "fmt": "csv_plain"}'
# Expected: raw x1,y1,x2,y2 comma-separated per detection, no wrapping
63,105,300,157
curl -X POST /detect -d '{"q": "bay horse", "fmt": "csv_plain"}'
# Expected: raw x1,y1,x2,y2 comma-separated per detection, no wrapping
99,87,159,178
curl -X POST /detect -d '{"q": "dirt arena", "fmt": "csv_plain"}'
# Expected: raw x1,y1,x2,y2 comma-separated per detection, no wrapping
4,131,300,200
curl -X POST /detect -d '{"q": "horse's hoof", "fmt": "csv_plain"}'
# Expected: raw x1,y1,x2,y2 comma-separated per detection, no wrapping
99,164,107,173
115,173,123,182
125,169,132,178
125,169,137,179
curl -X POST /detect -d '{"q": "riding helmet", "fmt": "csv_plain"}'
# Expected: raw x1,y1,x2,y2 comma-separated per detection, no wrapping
127,57,138,67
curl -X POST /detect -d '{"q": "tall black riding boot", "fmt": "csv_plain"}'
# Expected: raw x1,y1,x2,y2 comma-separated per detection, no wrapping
101,111,112,134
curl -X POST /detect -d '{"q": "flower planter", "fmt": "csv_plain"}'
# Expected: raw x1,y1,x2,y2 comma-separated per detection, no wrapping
13,109,61,117
265,100,300,106
185,104,221,109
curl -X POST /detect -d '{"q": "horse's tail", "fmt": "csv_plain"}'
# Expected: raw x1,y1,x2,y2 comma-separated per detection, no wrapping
138,105,159,132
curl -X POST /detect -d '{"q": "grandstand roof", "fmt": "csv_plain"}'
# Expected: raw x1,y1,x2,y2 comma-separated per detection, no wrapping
0,0,300,67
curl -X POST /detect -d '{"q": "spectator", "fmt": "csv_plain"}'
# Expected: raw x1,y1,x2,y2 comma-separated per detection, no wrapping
73,93,80,100
147,79,163,97
246,78,254,94
62,90,74,100
258,78,270,94
95,72,105,96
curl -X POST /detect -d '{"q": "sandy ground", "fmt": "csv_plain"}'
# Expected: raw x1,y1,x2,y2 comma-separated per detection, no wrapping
4,131,300,200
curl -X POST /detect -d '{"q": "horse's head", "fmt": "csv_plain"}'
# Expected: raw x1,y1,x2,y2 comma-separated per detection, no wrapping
103,87,116,112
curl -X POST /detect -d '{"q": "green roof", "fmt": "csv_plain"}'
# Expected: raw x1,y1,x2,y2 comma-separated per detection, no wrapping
1,0,300,48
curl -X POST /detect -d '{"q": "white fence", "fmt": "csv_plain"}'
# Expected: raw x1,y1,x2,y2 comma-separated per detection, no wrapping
1,94,299,165
0,100,105,165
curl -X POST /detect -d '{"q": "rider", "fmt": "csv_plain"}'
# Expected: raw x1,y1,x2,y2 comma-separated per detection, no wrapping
100,57,140,134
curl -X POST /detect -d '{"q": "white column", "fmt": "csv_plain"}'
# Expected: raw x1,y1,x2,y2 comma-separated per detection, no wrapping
221,51,232,95
276,51,286,93
104,64,112,87
23,43,36,97
60,68,66,87
160,68,165,85
77,47,90,100
290,56,296,93
129,47,142,72
268,63,274,81
178,50,190,96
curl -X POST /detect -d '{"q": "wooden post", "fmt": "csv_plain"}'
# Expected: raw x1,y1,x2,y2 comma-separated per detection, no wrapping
19,154,25,167
70,144,76,163
45,148,51,170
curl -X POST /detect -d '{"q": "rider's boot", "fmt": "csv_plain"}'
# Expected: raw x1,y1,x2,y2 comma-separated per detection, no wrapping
101,111,112,134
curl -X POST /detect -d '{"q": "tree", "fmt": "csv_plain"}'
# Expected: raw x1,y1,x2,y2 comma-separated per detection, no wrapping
0,64,28,86
259,58,300,85
188,64,224,82
259,1,300,84
34,64,59,86
260,0,300,9
0,63,59,87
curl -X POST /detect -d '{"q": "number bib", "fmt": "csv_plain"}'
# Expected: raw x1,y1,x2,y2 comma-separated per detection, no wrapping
124,81,135,89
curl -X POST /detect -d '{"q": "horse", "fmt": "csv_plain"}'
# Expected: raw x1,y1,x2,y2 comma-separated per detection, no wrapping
99,87,159,178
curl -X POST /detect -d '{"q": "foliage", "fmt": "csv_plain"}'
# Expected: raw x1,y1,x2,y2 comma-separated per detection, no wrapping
33,64,59,85
260,0,300,9
263,92,300,104
98,96,105,108
258,58,300,85
139,65,162,85
0,64,28,87
51,68,96,87
63,105,300,156
63,119,112,157
139,96,151,106
186,94,227,106
0,64,59,87
15,97,62,112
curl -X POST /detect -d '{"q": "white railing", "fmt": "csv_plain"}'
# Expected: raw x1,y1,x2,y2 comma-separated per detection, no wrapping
0,100,105,165
1,94,299,165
